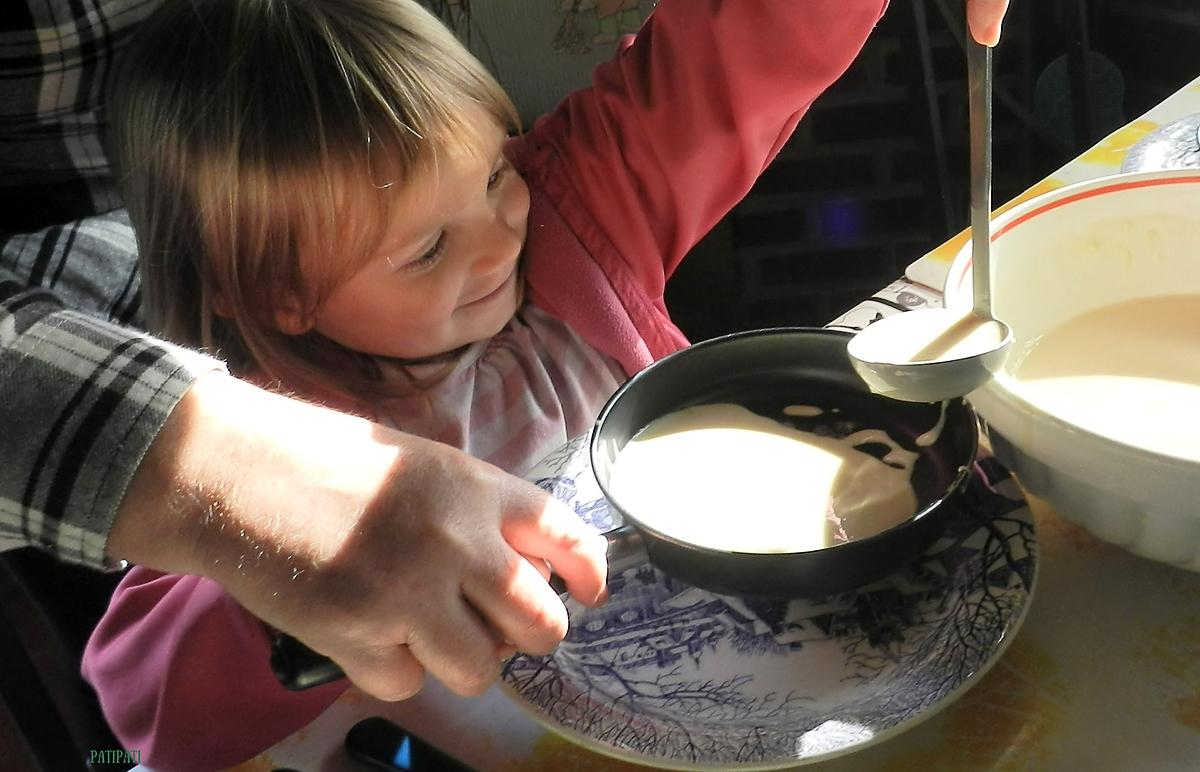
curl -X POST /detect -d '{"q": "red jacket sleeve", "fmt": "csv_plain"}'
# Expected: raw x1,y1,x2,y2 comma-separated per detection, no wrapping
81,568,346,771
524,0,889,298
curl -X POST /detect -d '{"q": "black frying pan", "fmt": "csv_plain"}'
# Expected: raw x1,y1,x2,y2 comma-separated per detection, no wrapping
588,326,978,598
271,327,978,689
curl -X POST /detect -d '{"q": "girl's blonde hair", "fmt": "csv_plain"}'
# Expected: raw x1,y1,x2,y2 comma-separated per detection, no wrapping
112,0,520,406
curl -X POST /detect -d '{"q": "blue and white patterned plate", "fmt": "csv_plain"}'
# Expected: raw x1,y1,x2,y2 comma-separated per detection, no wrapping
500,433,1038,770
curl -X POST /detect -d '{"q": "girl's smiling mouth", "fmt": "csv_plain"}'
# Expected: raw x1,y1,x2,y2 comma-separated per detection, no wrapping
462,263,519,309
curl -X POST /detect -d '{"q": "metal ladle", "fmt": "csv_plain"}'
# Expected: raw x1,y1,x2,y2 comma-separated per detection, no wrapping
847,40,1012,403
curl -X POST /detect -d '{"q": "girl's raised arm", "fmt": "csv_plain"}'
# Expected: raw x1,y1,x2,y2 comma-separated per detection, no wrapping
522,0,889,296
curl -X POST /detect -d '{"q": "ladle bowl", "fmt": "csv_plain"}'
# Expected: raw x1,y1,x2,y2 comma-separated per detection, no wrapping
846,308,1012,403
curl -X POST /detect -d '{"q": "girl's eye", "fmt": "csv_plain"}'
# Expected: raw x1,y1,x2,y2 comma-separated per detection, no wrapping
414,233,446,267
390,233,445,273
487,162,508,191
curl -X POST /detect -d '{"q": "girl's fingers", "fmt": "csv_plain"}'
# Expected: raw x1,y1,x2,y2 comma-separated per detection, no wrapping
335,643,426,703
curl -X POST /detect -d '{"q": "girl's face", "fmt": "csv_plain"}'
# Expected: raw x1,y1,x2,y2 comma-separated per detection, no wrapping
305,112,529,361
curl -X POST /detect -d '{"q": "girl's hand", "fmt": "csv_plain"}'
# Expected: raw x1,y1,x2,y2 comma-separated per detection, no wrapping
967,0,1010,47
109,372,609,701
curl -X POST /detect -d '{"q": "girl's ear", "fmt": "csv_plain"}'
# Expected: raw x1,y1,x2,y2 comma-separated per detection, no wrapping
210,286,314,335
274,304,315,336
210,292,234,320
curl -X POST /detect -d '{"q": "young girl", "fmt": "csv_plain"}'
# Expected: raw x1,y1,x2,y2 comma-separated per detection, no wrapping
82,0,891,767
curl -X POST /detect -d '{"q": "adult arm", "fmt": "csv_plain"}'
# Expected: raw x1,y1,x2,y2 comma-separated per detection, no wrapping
104,370,608,701
2,239,608,707
78,340,611,768
0,260,342,767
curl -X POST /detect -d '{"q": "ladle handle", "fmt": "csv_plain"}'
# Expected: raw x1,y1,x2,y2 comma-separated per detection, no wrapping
968,40,993,320
270,525,646,691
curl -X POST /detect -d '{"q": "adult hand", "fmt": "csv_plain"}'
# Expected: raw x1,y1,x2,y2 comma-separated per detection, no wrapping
967,0,1010,47
107,372,608,701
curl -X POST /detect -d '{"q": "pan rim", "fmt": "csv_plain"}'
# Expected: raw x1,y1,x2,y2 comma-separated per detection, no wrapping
589,326,980,559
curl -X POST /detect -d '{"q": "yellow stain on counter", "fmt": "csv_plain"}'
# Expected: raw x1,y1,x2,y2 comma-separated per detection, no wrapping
1030,499,1102,556
922,177,1065,265
878,638,1071,772
226,758,276,772
1167,566,1200,605
1076,119,1159,167
525,733,657,771
1137,616,1200,733
1179,694,1200,733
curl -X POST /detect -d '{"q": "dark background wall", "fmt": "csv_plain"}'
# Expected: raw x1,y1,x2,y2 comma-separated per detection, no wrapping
664,0,1200,341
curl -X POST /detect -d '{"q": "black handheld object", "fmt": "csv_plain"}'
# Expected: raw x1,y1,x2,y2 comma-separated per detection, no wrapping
269,633,346,691
345,717,476,771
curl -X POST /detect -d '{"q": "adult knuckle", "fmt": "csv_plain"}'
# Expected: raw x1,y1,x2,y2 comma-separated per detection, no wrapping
523,606,567,651
458,660,498,696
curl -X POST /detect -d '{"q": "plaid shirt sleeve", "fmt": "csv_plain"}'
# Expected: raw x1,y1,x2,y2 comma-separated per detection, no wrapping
1,0,224,568
0,214,225,568
0,271,222,567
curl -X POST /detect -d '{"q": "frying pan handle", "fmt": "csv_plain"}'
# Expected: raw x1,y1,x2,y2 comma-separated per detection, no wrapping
270,524,646,691
270,633,347,691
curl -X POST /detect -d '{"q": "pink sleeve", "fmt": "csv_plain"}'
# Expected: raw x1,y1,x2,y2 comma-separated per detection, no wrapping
81,567,346,771
525,0,889,296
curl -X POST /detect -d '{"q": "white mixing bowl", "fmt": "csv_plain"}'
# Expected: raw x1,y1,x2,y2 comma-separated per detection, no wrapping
944,169,1200,570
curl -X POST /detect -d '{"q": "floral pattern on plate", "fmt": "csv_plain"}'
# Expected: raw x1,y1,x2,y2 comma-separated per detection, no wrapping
501,433,1038,770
